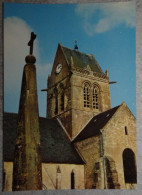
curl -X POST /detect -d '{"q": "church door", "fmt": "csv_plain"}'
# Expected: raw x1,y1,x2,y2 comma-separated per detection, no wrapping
123,148,137,184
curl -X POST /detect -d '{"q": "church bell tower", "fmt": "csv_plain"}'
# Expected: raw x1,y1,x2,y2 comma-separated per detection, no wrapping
46,43,111,139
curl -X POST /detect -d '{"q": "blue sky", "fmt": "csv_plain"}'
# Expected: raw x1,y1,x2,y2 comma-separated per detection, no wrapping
4,2,136,117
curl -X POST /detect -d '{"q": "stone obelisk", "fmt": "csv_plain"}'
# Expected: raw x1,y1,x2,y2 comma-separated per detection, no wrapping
12,32,42,191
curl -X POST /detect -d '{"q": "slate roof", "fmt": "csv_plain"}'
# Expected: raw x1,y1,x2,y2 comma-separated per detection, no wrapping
73,105,120,143
3,112,84,164
61,45,105,75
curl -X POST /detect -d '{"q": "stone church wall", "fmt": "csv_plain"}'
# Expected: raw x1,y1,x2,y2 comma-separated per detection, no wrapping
3,162,85,191
74,136,102,189
47,45,73,137
47,44,70,88
102,103,137,189
3,162,13,191
70,73,111,139
42,163,85,189
71,73,111,112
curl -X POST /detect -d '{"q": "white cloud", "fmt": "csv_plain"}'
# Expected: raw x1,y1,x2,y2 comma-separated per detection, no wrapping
37,63,52,77
4,17,51,116
75,2,135,35
4,17,39,93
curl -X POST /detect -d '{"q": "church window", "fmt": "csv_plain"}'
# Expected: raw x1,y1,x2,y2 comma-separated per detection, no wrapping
71,170,75,189
83,83,90,108
60,91,64,111
55,97,58,114
56,166,61,189
123,148,137,183
54,88,58,115
125,126,128,135
92,86,99,109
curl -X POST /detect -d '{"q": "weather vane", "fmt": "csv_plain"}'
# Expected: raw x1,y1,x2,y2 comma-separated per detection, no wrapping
28,32,36,55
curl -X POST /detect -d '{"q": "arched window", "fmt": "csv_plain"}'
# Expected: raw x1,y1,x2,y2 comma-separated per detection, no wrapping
125,126,128,135
83,83,90,108
60,91,64,111
56,166,61,189
71,170,75,189
92,86,99,109
123,148,137,183
54,88,58,115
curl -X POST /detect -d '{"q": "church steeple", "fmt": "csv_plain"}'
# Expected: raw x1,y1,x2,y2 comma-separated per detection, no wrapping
12,32,42,191
47,44,111,139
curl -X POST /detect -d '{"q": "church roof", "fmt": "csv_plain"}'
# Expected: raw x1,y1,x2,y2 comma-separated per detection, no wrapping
72,105,120,143
61,44,105,75
3,112,84,164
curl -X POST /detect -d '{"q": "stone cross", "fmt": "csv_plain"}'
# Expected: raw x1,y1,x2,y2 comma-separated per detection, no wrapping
28,32,36,55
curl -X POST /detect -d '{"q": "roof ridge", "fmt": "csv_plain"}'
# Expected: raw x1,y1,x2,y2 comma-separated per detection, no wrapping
95,105,120,117
61,45,92,58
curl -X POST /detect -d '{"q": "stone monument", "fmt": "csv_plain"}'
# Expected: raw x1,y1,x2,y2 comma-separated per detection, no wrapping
12,32,42,191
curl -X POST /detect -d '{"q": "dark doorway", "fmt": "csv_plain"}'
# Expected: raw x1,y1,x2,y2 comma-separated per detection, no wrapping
71,171,75,189
123,148,137,183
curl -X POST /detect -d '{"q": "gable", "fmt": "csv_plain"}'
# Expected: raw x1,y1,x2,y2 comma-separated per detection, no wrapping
101,102,136,134
3,112,84,165
50,43,70,77
72,102,136,143
72,105,120,143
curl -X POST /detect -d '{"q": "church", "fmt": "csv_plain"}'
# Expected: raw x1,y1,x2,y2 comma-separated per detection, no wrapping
3,41,137,191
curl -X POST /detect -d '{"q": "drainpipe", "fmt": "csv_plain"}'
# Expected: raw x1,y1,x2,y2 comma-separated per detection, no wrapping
100,130,107,189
